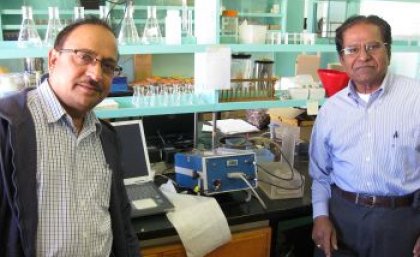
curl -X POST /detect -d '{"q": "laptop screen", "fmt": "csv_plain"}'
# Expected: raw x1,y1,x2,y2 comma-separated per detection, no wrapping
111,120,151,181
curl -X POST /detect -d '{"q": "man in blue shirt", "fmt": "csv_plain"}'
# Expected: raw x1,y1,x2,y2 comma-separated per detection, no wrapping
310,15,420,257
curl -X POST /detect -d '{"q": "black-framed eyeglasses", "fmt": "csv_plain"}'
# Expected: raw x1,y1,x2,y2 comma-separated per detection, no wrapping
57,48,122,77
341,42,388,56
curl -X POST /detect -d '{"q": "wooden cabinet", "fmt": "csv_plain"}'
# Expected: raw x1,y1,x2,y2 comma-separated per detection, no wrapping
141,226,271,257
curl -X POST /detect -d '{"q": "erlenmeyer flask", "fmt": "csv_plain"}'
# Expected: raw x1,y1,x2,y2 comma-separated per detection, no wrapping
142,6,162,44
99,5,110,22
17,6,42,48
73,6,85,21
118,1,140,45
44,6,63,47
182,9,196,44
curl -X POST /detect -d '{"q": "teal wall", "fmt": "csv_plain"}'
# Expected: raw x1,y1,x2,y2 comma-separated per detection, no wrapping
0,0,341,79
0,0,75,9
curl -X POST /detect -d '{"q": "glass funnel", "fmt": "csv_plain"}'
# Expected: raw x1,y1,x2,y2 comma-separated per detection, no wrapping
141,6,162,44
17,6,42,48
44,6,63,47
118,1,140,45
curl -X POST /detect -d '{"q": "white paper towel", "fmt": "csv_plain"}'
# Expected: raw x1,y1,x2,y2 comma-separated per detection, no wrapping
164,192,232,257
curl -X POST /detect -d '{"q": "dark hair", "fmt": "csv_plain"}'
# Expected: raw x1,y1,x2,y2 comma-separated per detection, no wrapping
335,15,392,58
54,16,116,50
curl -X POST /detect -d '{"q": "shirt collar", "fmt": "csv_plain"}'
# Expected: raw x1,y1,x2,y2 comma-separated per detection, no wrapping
36,80,102,135
347,71,390,102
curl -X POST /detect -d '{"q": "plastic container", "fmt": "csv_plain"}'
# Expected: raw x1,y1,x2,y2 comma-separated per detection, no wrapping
221,10,238,43
231,53,252,79
317,69,350,97
0,73,25,98
239,21,267,44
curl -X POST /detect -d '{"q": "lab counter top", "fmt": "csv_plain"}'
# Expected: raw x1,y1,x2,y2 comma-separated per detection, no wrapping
131,157,313,242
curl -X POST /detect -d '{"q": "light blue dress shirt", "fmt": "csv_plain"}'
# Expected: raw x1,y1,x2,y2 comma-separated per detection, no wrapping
310,72,420,218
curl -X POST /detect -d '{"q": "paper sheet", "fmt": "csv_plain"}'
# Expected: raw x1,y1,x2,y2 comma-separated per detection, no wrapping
164,192,232,257
202,119,260,135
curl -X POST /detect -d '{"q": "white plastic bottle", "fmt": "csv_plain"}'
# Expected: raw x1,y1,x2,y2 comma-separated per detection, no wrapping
165,10,181,45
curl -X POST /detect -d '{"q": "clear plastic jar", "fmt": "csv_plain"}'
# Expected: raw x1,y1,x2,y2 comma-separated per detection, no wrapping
231,53,252,79
221,10,238,43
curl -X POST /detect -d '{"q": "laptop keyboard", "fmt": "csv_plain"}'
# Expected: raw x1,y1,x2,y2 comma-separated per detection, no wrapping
126,183,162,202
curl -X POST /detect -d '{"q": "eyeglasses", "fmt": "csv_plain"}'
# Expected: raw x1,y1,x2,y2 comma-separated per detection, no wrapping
57,48,122,77
341,42,388,56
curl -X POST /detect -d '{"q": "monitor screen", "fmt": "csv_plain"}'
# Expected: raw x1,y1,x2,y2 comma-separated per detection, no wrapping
142,113,194,148
112,120,150,179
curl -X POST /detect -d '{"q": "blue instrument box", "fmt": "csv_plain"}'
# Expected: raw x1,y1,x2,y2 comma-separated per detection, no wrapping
175,149,257,195
111,76,129,92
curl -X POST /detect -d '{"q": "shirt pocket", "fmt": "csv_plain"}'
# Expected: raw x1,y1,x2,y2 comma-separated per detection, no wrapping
89,164,113,210
401,127,420,180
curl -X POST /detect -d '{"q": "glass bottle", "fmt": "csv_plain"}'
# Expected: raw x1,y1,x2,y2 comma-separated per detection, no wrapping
73,6,85,21
142,6,162,45
118,1,140,45
44,6,63,47
17,6,42,48
221,10,238,43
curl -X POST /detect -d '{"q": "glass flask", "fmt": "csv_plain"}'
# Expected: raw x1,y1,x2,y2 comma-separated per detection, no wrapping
17,6,42,48
44,6,63,47
99,5,110,22
182,9,196,44
118,1,140,45
73,6,85,21
181,0,188,34
142,6,162,44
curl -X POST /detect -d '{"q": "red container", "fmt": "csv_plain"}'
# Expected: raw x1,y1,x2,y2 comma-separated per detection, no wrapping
317,69,350,97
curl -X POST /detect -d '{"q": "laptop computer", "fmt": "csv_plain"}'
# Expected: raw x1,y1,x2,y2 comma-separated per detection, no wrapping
111,119,174,217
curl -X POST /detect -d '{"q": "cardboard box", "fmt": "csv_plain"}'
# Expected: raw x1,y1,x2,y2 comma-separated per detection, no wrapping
268,108,314,142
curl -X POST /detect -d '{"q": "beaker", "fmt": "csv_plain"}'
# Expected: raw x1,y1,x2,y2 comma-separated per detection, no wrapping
254,59,274,94
44,6,63,47
17,6,42,48
73,6,85,21
118,1,140,45
142,6,162,44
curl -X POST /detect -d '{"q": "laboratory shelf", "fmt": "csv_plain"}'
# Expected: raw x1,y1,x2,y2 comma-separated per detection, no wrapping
228,43,338,53
0,41,49,59
237,12,283,18
94,96,322,119
94,96,216,118
118,44,208,55
214,99,316,112
2,41,419,59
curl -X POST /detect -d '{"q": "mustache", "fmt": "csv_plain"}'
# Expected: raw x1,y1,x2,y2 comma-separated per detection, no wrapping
78,79,103,93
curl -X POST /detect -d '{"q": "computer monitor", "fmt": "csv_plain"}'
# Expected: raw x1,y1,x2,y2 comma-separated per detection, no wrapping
142,113,195,149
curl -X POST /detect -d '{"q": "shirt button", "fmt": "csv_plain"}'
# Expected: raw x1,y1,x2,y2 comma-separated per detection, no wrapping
366,157,370,162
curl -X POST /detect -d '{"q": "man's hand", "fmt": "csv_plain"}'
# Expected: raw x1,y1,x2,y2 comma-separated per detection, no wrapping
413,235,420,257
312,215,338,257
